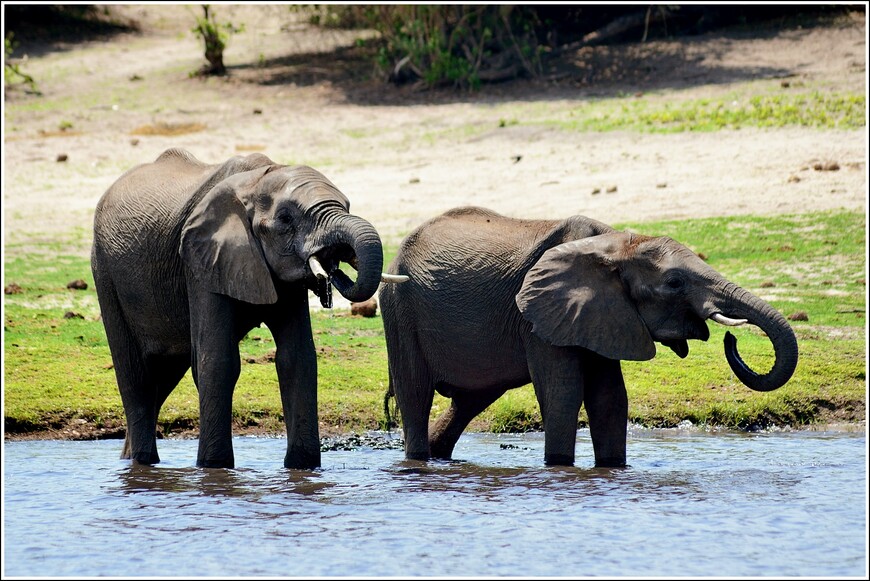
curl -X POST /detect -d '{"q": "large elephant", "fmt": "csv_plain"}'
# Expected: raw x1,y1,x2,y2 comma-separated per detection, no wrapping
92,148,402,469
379,206,799,467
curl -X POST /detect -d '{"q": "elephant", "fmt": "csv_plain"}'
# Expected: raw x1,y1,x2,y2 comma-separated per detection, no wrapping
92,148,405,469
379,206,799,467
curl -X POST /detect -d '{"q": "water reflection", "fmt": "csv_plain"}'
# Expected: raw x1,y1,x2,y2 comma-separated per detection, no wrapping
114,463,333,498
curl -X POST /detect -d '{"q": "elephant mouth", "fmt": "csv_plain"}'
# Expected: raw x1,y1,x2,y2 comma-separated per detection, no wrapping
658,312,750,359
307,247,357,308
657,315,712,358
308,245,409,308
661,339,690,358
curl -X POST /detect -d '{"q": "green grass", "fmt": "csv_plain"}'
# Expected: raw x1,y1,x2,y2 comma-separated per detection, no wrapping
418,87,866,143
554,91,866,133
3,210,866,438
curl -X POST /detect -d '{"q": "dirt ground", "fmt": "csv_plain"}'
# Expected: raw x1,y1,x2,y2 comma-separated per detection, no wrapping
3,6,866,251
2,6,867,440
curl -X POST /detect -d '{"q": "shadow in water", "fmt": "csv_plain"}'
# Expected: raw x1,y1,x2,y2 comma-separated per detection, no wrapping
389,457,638,498
113,463,333,498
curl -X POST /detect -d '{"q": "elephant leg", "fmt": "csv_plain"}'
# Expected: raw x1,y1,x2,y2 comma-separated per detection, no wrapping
119,353,190,461
526,336,583,466
394,369,435,461
386,336,435,461
189,291,240,469
381,299,436,461
96,282,163,465
583,352,628,468
429,387,505,460
266,287,321,470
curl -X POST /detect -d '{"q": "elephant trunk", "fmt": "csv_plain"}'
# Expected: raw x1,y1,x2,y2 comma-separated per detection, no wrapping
312,210,384,304
713,283,799,392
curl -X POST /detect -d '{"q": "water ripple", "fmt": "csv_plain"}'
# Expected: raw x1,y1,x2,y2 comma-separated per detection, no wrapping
3,429,865,577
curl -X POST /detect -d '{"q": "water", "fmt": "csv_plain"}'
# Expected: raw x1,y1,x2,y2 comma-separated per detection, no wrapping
3,428,866,577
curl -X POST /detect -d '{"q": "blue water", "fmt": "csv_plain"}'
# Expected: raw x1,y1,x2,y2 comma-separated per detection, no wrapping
3,428,867,577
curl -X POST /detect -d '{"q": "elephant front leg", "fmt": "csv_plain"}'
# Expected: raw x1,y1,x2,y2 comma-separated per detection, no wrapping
583,353,628,468
192,346,240,468
527,339,583,466
190,293,241,469
268,292,321,469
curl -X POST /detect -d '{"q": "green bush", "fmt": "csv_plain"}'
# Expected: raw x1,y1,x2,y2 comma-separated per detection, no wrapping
341,5,543,89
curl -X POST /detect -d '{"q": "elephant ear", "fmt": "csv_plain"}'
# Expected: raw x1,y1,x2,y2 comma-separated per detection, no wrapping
515,235,655,361
180,180,278,305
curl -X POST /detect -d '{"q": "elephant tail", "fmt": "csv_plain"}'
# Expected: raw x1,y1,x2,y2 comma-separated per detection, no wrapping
381,378,400,432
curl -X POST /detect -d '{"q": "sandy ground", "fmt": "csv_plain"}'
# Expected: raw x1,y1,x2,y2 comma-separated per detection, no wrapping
3,6,866,257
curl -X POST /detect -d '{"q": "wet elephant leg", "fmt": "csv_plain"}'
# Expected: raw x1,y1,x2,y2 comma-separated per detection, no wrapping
583,352,628,468
429,387,506,459
189,291,241,469
121,352,190,458
388,337,436,461
395,370,435,461
527,336,583,466
267,286,322,470
99,289,161,465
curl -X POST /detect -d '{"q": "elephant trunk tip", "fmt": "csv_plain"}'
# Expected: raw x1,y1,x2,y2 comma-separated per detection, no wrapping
723,330,798,392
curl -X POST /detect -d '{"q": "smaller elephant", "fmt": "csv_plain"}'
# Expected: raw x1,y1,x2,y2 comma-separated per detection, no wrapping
379,207,798,467
92,148,405,469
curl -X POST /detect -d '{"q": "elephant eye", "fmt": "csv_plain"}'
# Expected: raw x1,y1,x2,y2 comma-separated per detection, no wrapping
665,275,685,290
276,209,293,224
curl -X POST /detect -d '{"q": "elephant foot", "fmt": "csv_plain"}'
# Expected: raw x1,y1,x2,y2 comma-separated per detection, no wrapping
131,451,160,466
404,449,431,461
544,453,575,467
196,451,235,469
284,450,321,470
429,439,456,461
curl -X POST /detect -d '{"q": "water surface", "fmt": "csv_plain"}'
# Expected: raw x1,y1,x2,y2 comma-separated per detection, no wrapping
3,428,866,577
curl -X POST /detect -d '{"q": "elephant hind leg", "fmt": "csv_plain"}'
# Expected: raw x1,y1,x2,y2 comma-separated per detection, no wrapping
393,368,435,461
429,386,505,460
98,280,189,465
117,353,189,465
94,284,160,464
381,309,437,461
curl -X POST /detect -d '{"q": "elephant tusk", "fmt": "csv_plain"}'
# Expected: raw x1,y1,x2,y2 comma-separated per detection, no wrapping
336,258,408,283
308,256,329,280
711,313,748,327
381,273,410,284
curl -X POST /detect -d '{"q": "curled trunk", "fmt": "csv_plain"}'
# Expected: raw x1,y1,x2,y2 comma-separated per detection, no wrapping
314,212,384,304
715,284,799,392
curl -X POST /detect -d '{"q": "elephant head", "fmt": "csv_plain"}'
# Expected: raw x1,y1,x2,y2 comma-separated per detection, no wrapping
180,164,398,307
515,232,798,392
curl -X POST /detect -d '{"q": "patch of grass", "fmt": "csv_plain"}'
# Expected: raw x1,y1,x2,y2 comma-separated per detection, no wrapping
417,87,866,143
549,90,866,133
3,211,865,438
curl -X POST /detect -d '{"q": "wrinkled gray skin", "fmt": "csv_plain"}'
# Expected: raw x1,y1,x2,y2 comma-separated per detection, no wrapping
92,148,385,469
379,207,798,467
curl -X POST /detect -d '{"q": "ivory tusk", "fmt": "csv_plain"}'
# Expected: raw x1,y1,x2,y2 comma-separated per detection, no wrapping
711,313,748,327
381,273,410,284
308,256,329,280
